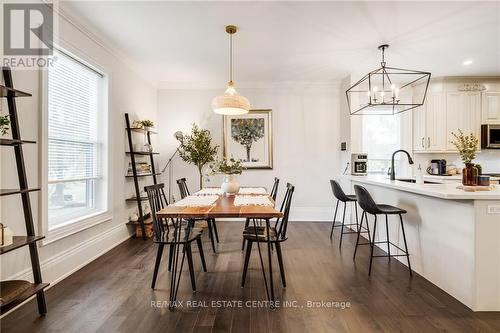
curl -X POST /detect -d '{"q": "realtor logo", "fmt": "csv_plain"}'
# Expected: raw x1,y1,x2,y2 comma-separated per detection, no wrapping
3,3,53,55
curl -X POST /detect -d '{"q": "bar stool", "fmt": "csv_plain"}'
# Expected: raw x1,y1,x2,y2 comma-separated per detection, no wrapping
353,185,412,277
330,180,369,248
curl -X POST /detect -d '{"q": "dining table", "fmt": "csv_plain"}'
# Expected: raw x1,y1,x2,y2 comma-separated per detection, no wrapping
156,187,283,310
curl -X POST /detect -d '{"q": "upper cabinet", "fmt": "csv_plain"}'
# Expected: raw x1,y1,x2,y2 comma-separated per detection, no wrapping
445,92,481,151
412,92,446,152
411,78,495,153
482,92,500,124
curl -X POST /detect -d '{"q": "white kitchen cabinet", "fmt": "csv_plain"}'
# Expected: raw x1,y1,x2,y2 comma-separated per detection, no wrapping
412,92,447,152
446,92,481,151
482,92,500,124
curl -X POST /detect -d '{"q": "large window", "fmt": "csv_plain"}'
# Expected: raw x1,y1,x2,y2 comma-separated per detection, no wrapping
362,114,402,174
47,49,107,230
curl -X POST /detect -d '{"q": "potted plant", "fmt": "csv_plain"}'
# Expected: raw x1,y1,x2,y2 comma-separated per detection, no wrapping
177,124,218,189
450,130,479,186
211,157,244,195
140,119,154,132
0,115,10,136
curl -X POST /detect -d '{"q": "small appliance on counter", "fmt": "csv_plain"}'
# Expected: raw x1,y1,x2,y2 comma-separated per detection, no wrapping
351,153,368,176
481,124,500,149
427,159,447,175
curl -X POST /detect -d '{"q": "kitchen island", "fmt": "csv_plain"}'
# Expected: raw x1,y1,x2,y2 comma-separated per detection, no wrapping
341,175,500,311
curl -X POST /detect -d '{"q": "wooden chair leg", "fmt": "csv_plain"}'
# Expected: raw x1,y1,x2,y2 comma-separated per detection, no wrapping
151,244,164,289
242,218,250,251
196,237,207,272
186,243,196,291
212,219,219,243
275,242,286,287
207,219,216,253
241,240,253,287
168,244,174,271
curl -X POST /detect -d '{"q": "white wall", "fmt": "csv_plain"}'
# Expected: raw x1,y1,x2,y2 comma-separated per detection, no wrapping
157,84,342,221
0,7,157,288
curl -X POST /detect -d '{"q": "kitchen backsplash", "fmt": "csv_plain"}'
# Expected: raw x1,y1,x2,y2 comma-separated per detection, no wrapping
413,150,500,175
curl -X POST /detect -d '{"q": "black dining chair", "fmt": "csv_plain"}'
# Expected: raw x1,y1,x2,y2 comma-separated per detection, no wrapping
353,185,412,277
145,183,207,291
330,180,370,248
241,183,295,288
176,178,219,253
241,177,280,251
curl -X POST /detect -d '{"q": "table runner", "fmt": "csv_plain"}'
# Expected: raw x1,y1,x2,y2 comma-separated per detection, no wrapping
172,195,219,207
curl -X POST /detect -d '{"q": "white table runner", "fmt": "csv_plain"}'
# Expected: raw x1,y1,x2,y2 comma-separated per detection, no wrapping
195,188,224,196
233,195,273,206
238,187,267,195
173,195,219,207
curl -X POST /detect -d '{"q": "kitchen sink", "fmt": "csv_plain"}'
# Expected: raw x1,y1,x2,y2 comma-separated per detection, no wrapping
396,178,440,184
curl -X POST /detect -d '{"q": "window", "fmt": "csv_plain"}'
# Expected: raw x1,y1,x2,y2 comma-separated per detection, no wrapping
361,114,402,174
47,49,107,230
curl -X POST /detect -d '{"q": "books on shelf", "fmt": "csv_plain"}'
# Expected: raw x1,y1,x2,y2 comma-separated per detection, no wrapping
127,161,152,176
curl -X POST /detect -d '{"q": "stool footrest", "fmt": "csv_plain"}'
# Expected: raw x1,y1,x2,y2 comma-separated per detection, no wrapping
372,254,408,258
332,222,358,228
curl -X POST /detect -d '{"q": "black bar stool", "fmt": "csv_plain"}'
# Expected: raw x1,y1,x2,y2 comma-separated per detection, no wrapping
330,180,369,248
353,185,412,277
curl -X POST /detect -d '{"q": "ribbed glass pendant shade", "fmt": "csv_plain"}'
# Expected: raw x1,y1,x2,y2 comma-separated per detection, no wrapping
212,81,250,115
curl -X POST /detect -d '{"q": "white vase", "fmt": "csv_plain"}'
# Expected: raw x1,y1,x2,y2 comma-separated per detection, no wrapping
221,174,240,195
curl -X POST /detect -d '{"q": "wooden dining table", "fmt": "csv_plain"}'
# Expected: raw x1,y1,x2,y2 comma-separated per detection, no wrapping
156,188,283,310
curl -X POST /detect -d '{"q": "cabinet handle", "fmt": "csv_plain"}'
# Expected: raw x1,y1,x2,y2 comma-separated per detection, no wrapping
427,137,430,148
421,137,425,148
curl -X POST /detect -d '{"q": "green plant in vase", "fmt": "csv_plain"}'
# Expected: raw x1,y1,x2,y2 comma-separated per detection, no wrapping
0,115,10,136
140,119,154,130
177,124,218,189
450,130,479,186
210,158,245,195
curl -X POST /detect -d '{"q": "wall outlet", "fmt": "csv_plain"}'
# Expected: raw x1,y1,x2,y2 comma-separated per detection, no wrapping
487,205,500,214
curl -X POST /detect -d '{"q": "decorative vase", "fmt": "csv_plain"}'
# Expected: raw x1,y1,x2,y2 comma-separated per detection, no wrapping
221,174,240,195
143,131,152,152
462,163,479,186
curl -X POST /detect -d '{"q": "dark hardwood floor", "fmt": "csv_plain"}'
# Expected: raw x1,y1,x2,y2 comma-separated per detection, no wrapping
2,221,500,333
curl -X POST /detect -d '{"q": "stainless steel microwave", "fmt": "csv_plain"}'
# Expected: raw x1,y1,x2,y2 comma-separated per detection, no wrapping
481,125,500,149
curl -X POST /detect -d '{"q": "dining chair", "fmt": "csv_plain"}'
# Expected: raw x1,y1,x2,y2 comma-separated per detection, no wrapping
241,177,280,251
176,178,219,252
241,183,295,288
145,183,207,291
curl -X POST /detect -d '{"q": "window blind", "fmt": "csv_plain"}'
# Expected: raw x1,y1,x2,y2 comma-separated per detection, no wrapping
48,50,103,184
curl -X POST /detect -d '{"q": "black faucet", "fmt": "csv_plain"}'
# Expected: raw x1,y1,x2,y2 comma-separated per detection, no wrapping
390,150,414,181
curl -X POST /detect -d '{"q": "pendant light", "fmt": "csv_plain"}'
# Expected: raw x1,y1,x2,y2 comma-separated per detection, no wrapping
212,25,250,115
346,44,431,115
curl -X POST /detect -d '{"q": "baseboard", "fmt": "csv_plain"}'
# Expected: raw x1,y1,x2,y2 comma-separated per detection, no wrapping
1,222,132,318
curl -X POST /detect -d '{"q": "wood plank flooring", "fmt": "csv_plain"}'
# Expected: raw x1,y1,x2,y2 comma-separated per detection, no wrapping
2,221,500,333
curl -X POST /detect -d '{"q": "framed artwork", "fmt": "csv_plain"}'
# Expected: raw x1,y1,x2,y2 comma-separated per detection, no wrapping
223,109,273,169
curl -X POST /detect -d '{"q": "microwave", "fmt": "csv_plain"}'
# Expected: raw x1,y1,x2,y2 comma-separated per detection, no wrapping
481,125,500,149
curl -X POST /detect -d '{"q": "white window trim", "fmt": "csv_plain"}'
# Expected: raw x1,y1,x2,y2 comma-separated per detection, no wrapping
40,41,112,245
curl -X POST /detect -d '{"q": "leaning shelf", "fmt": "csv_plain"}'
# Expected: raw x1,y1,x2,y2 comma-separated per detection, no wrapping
0,139,37,146
0,236,44,255
0,188,40,197
0,67,48,316
0,281,49,315
124,113,159,239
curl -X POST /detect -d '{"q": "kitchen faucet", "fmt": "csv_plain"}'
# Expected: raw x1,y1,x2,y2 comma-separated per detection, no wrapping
390,150,414,181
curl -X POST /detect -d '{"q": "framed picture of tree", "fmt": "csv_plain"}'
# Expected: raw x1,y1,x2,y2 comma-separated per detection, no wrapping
223,109,273,169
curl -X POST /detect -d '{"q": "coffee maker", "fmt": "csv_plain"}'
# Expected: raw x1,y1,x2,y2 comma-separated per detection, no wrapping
351,153,368,176
427,159,447,175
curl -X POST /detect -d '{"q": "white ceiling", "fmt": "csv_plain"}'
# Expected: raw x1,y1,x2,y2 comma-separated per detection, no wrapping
62,1,500,87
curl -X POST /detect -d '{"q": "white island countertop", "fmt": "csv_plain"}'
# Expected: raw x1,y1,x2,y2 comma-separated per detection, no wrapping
345,175,500,200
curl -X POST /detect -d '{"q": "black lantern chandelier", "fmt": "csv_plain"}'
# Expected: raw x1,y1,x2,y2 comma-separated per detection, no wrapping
346,44,431,115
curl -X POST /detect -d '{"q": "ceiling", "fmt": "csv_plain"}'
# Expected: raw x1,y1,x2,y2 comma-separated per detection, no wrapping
61,1,500,88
